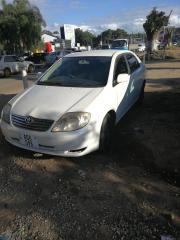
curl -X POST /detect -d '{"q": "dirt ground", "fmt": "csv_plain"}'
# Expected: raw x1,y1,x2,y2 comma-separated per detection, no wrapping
0,60,180,240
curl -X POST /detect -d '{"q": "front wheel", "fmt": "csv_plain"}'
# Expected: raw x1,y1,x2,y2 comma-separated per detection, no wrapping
28,64,34,73
136,81,145,106
99,113,115,153
4,68,11,78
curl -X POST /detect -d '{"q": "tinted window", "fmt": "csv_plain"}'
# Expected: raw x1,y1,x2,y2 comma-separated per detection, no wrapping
64,51,72,55
126,54,140,73
112,40,127,48
27,53,47,63
0,56,2,61
38,56,111,88
4,56,16,62
114,56,128,85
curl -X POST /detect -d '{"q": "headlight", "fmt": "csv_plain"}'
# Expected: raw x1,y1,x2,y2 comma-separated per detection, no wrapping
52,112,91,132
1,103,11,124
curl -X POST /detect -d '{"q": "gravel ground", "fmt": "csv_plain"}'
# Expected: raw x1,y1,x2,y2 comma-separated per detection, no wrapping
0,60,180,240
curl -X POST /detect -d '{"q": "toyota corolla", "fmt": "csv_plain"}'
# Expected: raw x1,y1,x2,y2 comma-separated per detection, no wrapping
0,50,145,157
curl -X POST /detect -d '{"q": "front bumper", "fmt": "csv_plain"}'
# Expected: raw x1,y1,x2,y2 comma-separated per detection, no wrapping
0,120,99,157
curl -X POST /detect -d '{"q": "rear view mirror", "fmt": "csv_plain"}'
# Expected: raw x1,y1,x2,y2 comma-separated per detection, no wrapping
117,73,130,83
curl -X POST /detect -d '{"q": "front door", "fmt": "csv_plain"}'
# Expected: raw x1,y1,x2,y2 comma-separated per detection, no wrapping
113,55,131,121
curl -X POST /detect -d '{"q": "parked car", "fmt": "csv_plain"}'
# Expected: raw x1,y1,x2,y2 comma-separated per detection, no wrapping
45,50,72,67
0,50,145,157
172,40,180,46
26,52,49,65
0,55,34,77
138,43,146,52
101,44,111,49
111,39,129,50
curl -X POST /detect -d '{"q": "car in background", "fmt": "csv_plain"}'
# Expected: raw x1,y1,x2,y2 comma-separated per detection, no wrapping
26,52,49,65
0,55,34,77
45,50,72,67
172,40,180,46
111,39,129,50
138,43,146,52
101,44,111,49
1,50,145,157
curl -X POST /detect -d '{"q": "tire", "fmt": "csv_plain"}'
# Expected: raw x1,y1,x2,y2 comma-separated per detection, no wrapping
4,68,11,78
136,81,145,106
28,64,34,73
99,113,115,153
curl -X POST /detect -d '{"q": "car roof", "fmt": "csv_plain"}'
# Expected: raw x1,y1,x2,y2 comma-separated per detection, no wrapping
65,49,131,58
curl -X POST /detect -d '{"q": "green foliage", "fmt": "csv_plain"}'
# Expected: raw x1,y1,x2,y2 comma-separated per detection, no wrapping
53,31,60,34
0,0,46,54
101,29,128,43
75,28,94,46
143,7,169,42
42,30,54,36
75,28,129,47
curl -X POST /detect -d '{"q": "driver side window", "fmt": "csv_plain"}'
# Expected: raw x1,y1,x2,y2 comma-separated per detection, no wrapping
113,55,128,86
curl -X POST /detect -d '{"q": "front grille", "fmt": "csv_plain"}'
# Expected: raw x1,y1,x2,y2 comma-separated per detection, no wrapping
11,114,54,132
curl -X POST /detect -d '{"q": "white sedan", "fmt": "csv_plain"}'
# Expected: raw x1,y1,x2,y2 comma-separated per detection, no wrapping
0,50,145,157
0,55,34,77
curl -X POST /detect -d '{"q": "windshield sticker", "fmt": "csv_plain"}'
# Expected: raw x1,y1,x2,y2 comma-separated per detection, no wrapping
78,60,90,65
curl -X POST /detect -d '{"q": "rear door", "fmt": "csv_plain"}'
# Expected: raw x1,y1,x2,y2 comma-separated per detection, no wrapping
125,53,144,104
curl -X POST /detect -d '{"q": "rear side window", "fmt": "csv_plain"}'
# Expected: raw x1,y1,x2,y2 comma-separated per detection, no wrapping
126,54,140,73
0,56,2,61
4,56,16,62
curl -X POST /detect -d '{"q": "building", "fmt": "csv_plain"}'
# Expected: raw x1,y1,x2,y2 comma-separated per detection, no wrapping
60,24,76,48
41,33,57,43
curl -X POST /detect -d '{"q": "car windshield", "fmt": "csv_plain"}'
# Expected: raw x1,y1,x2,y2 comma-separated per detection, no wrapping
112,40,127,48
37,56,111,88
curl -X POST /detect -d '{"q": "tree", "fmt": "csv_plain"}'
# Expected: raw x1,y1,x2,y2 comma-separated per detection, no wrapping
53,31,59,35
0,0,46,53
75,28,95,46
97,28,128,45
143,7,169,52
165,27,175,46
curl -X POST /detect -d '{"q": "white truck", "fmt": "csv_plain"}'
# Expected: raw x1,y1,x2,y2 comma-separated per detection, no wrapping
0,55,34,77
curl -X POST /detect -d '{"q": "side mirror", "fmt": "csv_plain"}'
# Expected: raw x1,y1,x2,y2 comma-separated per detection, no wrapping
117,73,130,83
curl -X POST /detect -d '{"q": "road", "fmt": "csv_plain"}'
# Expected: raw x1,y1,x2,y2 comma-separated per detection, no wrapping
0,60,180,240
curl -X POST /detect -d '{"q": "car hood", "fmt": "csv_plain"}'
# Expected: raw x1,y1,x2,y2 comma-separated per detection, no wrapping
11,85,103,121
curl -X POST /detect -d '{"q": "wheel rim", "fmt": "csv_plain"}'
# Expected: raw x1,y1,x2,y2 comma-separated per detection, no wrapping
101,117,114,150
29,65,33,72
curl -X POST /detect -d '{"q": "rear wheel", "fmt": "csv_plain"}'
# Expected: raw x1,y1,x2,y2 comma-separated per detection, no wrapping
4,68,11,78
99,113,115,153
136,80,145,105
28,64,34,73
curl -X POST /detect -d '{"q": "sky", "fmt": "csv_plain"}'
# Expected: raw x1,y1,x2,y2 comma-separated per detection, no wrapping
5,0,180,34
